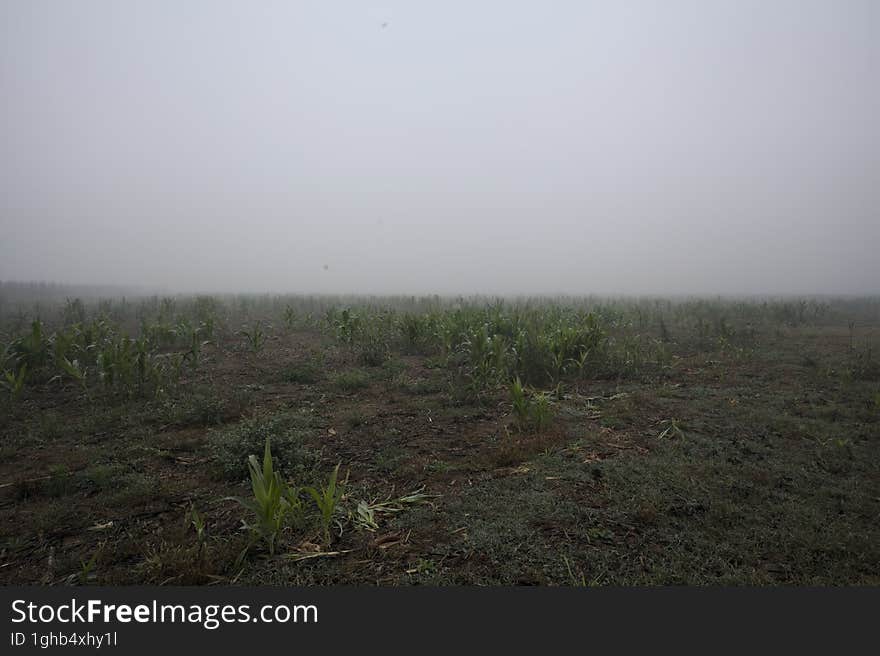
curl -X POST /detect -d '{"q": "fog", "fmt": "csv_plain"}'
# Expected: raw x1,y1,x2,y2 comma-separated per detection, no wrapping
1,1,878,296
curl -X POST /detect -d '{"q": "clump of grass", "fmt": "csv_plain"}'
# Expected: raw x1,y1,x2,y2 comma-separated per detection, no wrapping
374,445,406,473
207,412,318,480
281,361,322,384
848,343,879,381
657,418,685,440
82,463,125,491
562,555,602,586
343,410,367,428
332,369,371,392
43,465,76,498
33,411,65,440
107,472,161,507
379,358,407,381
157,387,251,427
178,392,227,426
392,373,444,395
138,529,237,585
357,329,390,367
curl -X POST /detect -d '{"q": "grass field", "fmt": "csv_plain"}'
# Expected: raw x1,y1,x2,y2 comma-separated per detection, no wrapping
1,289,878,585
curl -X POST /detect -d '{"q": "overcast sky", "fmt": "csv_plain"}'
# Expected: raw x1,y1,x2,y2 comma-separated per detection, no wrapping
1,1,878,295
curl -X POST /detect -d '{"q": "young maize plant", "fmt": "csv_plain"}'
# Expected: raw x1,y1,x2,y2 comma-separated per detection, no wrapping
399,313,434,353
510,377,529,430
548,347,567,386
62,297,87,326
186,329,210,369
8,319,50,372
283,305,296,331
529,392,554,432
56,356,87,391
509,376,554,432
198,317,215,341
142,320,176,348
78,542,104,585
572,347,591,378
187,504,208,565
331,308,361,344
165,353,185,387
304,464,343,547
39,327,84,391
96,337,138,395
239,321,268,353
1,364,27,401
72,319,111,363
226,438,302,556
51,329,76,365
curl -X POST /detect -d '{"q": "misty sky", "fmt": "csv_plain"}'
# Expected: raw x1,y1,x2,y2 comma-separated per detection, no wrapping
1,1,878,295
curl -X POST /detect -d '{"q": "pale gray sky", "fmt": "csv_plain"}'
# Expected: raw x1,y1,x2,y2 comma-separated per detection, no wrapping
1,1,878,295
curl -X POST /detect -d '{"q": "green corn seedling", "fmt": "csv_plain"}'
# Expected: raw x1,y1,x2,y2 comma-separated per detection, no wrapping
187,331,201,368
240,322,267,353
78,542,104,585
187,504,208,564
1,364,27,401
572,348,591,378
283,305,296,331
226,438,301,555
304,464,343,546
510,377,529,429
8,320,49,372
199,317,215,341
529,392,553,432
57,356,87,391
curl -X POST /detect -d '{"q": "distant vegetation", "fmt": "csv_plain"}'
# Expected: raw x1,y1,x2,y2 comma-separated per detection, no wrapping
2,290,878,407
